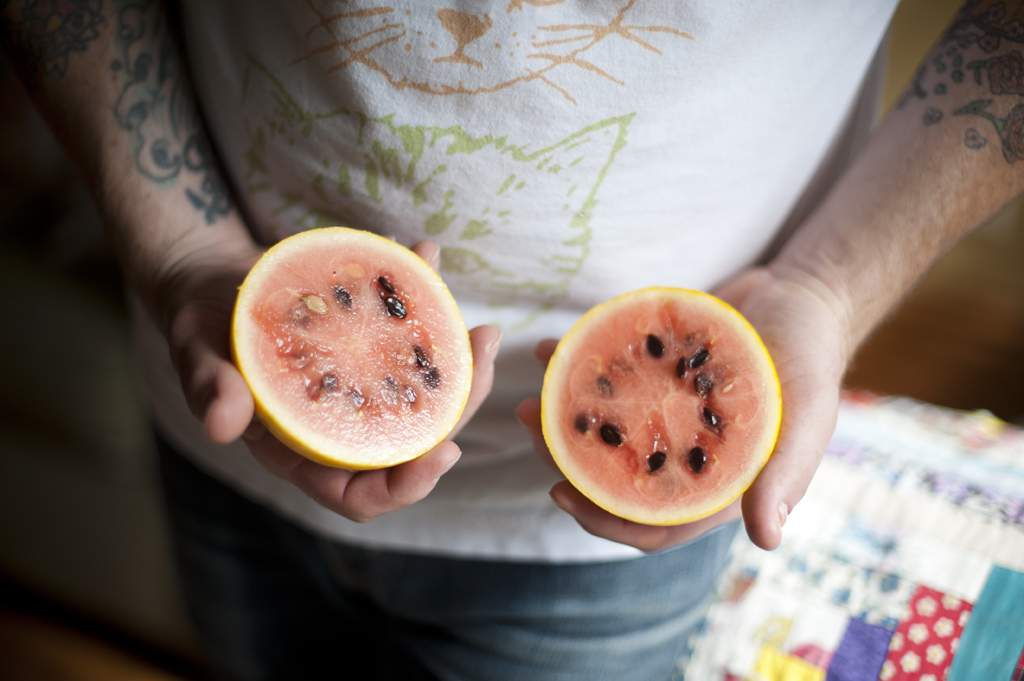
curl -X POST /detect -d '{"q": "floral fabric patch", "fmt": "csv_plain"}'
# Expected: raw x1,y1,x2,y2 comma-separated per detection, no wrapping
878,586,972,681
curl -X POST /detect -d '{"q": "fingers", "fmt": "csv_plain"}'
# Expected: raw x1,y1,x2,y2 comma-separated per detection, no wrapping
516,397,557,470
410,239,499,438
551,482,742,552
535,338,559,366
449,324,501,437
741,369,839,550
517,338,561,470
244,426,461,522
204,362,256,444
168,302,254,444
411,240,441,270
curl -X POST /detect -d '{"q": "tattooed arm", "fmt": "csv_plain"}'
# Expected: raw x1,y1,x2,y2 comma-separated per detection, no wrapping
0,0,499,521
520,2,1024,552
0,0,238,322
709,3,1024,551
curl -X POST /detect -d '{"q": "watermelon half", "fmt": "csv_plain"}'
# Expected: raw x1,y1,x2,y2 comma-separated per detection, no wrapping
541,288,781,525
232,227,473,470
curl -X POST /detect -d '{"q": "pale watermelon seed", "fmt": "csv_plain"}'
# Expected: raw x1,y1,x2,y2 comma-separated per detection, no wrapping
321,373,339,394
348,389,365,408
302,295,327,315
597,376,614,397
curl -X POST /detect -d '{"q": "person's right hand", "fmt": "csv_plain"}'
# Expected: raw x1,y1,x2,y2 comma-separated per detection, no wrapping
160,233,501,523
517,267,847,552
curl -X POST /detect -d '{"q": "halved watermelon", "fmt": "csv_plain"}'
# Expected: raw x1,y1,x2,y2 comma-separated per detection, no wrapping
541,288,781,525
232,227,473,470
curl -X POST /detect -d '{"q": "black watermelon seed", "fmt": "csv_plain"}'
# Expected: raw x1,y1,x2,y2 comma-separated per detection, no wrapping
383,376,399,404
689,348,710,369
414,345,430,368
688,446,707,474
424,367,441,390
597,376,614,397
322,373,339,393
694,373,713,398
573,413,589,433
333,285,352,309
384,296,407,319
675,356,688,378
377,275,397,294
702,407,721,429
599,423,623,447
348,389,364,408
646,334,665,358
648,451,667,472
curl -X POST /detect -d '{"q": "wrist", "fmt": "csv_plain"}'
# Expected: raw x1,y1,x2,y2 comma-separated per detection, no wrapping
765,261,858,364
720,265,851,386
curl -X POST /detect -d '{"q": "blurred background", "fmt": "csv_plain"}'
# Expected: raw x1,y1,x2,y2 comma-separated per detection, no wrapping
0,0,1021,678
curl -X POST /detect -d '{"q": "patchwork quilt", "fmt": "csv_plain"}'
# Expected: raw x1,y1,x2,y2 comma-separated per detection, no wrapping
682,392,1024,681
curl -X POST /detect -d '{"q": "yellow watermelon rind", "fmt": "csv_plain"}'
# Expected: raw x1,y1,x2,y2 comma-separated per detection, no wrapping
541,287,781,526
232,227,473,470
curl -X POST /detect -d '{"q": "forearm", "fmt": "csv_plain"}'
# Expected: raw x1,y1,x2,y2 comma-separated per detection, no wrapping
0,0,254,329
770,4,1024,360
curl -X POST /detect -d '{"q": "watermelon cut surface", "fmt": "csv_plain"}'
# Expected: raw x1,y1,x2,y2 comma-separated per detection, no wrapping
232,228,472,469
541,288,781,525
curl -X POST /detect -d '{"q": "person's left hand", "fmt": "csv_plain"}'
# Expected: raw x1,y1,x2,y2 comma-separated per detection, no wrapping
516,266,849,552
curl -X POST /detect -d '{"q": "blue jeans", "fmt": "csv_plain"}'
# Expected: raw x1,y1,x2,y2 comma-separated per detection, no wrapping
158,435,738,681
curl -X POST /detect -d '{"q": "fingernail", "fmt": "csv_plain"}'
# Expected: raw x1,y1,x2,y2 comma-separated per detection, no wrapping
777,501,789,529
442,452,460,474
487,331,502,355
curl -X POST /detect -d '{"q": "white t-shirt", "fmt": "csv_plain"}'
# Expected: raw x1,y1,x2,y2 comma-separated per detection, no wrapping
137,0,898,561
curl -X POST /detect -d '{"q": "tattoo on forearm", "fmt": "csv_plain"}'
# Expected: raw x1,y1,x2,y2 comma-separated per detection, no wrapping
110,0,231,223
901,1,1024,165
2,0,232,223
1,0,103,84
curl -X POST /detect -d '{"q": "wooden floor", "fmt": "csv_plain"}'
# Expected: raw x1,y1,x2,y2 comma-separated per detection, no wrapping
0,609,195,681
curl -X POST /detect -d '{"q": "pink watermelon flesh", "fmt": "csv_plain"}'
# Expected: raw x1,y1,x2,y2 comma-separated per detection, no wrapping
234,230,471,467
544,289,779,525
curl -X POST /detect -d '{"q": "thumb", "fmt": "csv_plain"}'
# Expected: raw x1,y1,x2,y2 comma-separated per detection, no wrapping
169,301,255,444
741,369,839,550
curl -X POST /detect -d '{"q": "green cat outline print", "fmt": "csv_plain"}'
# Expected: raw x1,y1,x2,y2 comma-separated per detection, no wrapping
241,55,632,331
